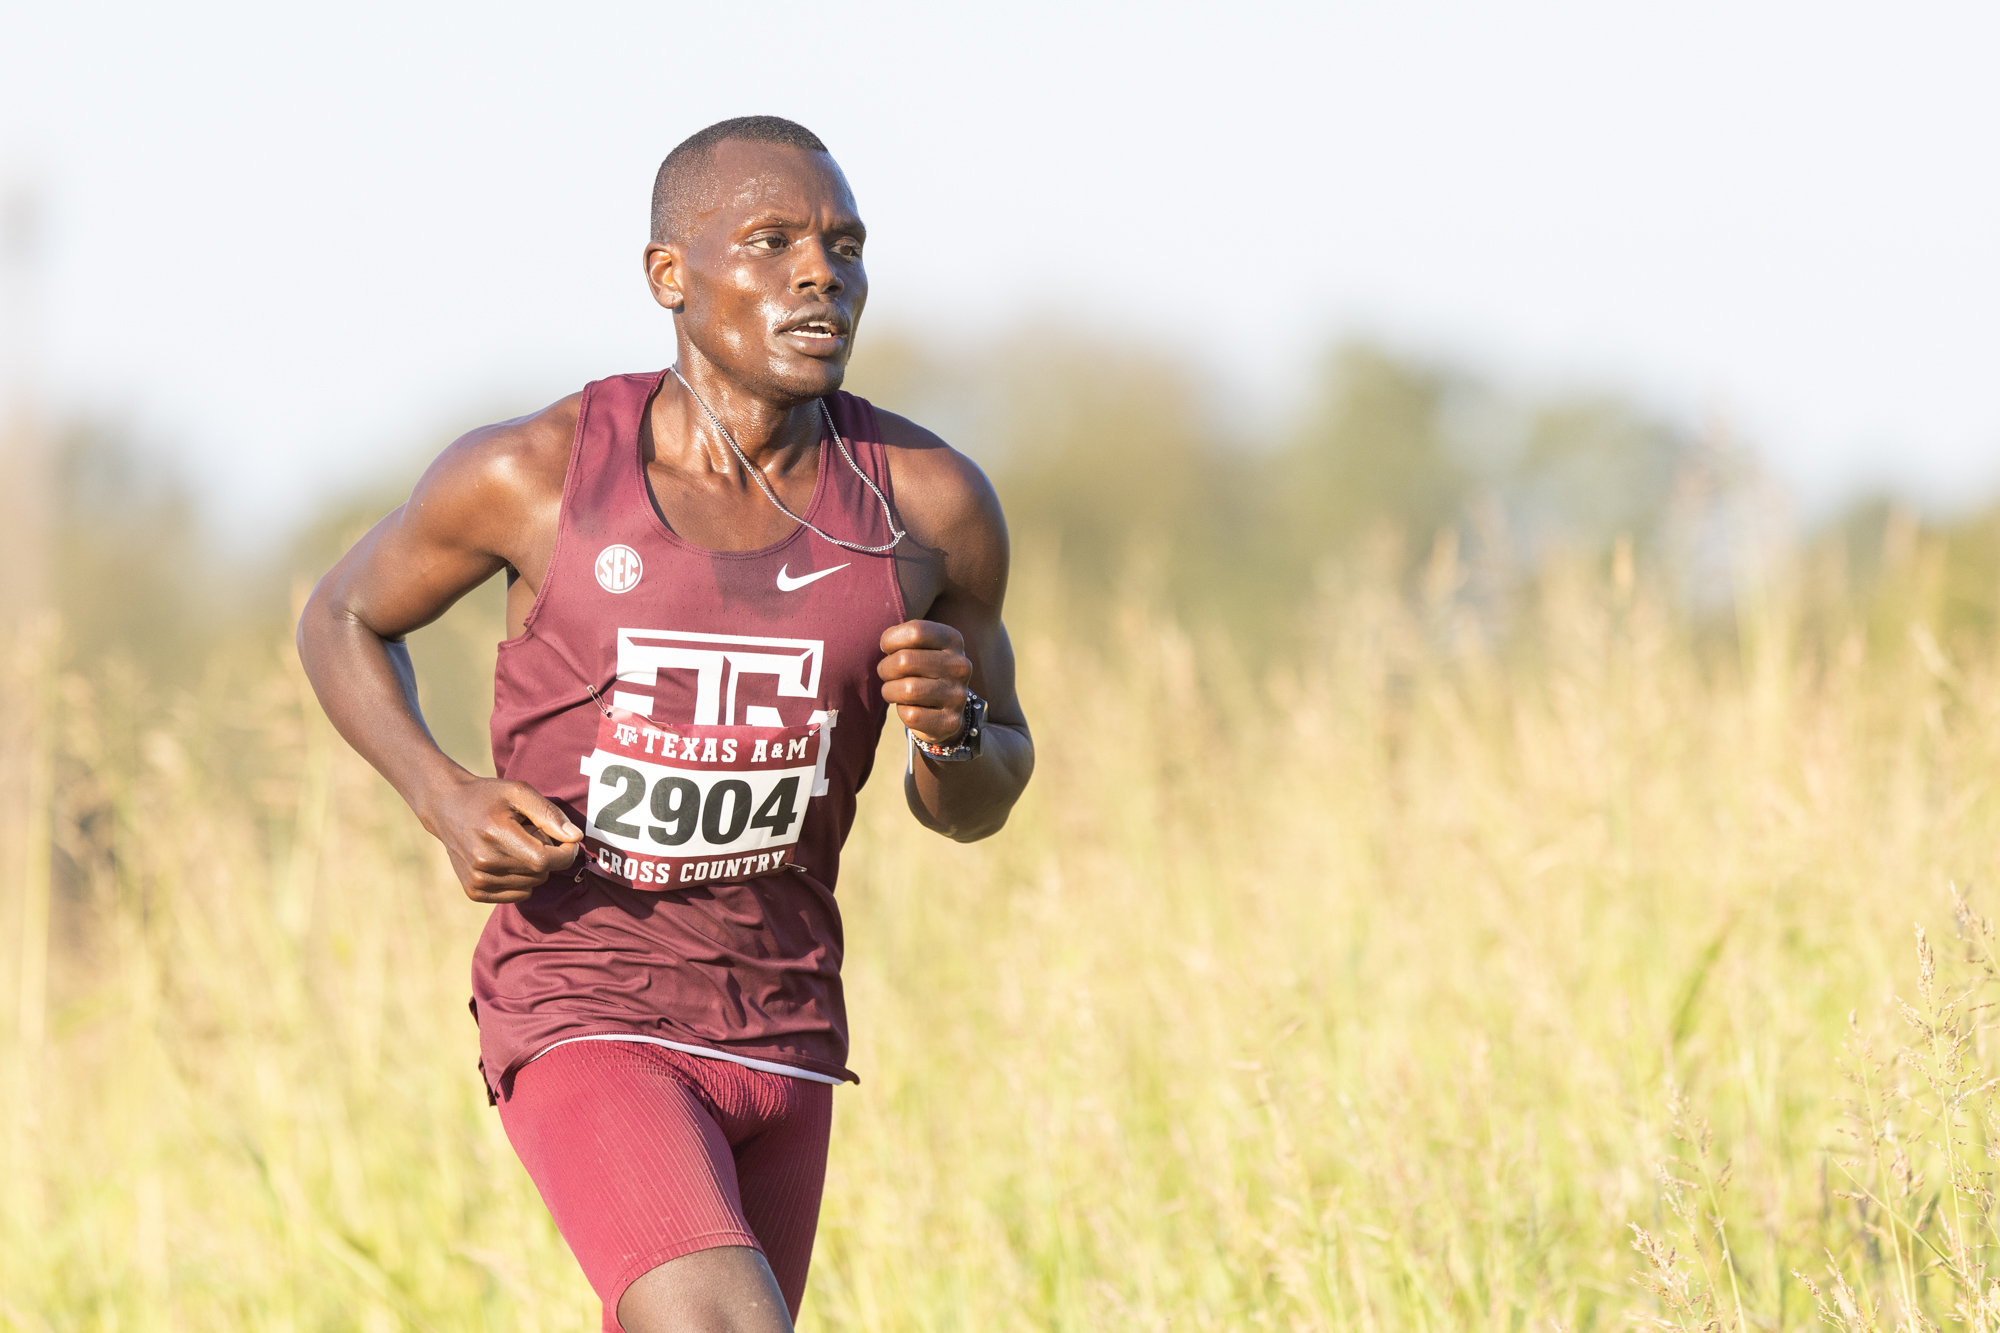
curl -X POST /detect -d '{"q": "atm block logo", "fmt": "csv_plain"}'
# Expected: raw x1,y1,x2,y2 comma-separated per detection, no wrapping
611,627,835,794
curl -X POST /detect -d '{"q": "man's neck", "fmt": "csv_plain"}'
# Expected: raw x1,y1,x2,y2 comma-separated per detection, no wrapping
660,358,823,478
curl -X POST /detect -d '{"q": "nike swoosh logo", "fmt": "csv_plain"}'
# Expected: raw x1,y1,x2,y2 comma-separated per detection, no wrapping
775,562,849,592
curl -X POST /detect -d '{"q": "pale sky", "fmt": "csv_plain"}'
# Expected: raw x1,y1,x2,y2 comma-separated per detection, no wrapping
2,0,1996,541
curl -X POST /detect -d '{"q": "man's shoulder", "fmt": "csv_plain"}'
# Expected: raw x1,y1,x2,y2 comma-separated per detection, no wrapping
860,400,1009,598
865,402,1002,532
451,392,582,478
402,393,583,550
423,392,583,502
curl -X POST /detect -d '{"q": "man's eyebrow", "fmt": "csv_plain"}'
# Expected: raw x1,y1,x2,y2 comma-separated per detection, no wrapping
736,211,866,238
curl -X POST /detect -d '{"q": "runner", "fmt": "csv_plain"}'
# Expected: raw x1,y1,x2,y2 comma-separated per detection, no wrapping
298,115,1033,1333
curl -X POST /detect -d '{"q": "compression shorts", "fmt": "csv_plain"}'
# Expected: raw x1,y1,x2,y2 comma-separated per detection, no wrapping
498,1038,832,1330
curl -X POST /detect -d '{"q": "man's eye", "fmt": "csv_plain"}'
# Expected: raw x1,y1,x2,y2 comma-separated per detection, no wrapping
748,235,786,252
836,241,863,258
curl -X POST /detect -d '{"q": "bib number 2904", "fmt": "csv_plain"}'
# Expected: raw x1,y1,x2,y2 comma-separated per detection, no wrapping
578,710,823,890
593,768,800,845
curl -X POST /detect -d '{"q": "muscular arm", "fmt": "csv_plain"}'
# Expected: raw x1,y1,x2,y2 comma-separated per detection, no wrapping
296,401,585,901
877,413,1035,841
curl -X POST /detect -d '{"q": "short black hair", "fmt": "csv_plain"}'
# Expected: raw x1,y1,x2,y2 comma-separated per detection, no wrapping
651,115,830,244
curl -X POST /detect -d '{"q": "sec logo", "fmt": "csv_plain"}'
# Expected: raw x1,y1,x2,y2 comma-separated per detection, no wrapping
595,544,643,594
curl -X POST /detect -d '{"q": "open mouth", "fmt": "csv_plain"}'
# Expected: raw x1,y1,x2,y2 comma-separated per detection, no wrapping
784,319,844,342
778,310,849,352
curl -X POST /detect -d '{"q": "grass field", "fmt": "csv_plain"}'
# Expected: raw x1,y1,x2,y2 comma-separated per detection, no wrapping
6,543,2000,1331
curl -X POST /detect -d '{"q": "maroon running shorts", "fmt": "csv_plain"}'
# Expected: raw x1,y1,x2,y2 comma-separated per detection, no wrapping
496,1038,833,1330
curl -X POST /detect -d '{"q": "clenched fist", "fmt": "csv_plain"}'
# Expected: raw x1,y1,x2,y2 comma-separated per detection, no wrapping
878,620,973,747
420,775,584,903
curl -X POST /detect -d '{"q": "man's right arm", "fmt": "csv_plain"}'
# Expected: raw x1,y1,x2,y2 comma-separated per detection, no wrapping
296,401,583,903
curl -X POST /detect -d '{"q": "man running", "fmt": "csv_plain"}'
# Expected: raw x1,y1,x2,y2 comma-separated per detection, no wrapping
298,115,1033,1333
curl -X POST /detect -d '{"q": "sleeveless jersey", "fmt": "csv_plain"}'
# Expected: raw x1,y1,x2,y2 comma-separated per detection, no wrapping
470,370,906,1097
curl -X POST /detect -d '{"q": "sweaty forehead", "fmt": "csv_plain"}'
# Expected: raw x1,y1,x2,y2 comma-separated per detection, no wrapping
693,140,857,230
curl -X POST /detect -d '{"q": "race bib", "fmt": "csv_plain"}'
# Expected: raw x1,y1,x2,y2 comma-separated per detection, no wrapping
577,708,825,890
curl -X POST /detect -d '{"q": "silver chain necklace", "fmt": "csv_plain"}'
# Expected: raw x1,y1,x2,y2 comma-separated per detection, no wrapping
668,366,905,555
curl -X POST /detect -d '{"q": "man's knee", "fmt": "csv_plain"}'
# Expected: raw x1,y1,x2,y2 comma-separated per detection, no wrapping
615,1245,794,1333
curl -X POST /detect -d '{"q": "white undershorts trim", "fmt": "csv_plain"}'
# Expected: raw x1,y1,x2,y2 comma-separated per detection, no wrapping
527,1032,844,1086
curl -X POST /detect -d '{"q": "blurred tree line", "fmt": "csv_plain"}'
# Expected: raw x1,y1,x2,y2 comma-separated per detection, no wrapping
846,331,1727,635
13,329,2000,762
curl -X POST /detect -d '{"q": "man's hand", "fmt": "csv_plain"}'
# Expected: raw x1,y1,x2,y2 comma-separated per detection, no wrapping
878,620,973,745
420,776,584,903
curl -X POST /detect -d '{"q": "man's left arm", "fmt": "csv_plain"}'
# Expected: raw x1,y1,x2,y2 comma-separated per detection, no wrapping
876,445,1034,841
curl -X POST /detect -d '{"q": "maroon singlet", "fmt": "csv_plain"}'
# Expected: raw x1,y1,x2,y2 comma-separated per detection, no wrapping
471,370,906,1097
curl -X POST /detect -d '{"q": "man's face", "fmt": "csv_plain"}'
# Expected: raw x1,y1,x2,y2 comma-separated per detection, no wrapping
648,139,868,404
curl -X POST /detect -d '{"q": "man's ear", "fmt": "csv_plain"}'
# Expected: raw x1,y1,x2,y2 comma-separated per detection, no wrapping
643,241,685,312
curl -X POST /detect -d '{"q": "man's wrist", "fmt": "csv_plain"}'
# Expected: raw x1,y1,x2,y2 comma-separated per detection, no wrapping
912,691,986,763
406,762,480,833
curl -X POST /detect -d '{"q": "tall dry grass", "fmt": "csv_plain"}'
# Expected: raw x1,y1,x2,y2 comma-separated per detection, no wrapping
5,539,2000,1331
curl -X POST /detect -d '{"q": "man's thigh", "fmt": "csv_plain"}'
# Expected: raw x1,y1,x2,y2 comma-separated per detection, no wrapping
498,1042,765,1327
724,1072,832,1316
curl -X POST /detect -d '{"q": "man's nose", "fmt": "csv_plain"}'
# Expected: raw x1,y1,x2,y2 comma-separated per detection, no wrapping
791,238,841,296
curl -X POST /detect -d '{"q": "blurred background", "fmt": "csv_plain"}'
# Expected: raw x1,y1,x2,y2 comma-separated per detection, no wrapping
11,6,2000,1328
3,0,1998,712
